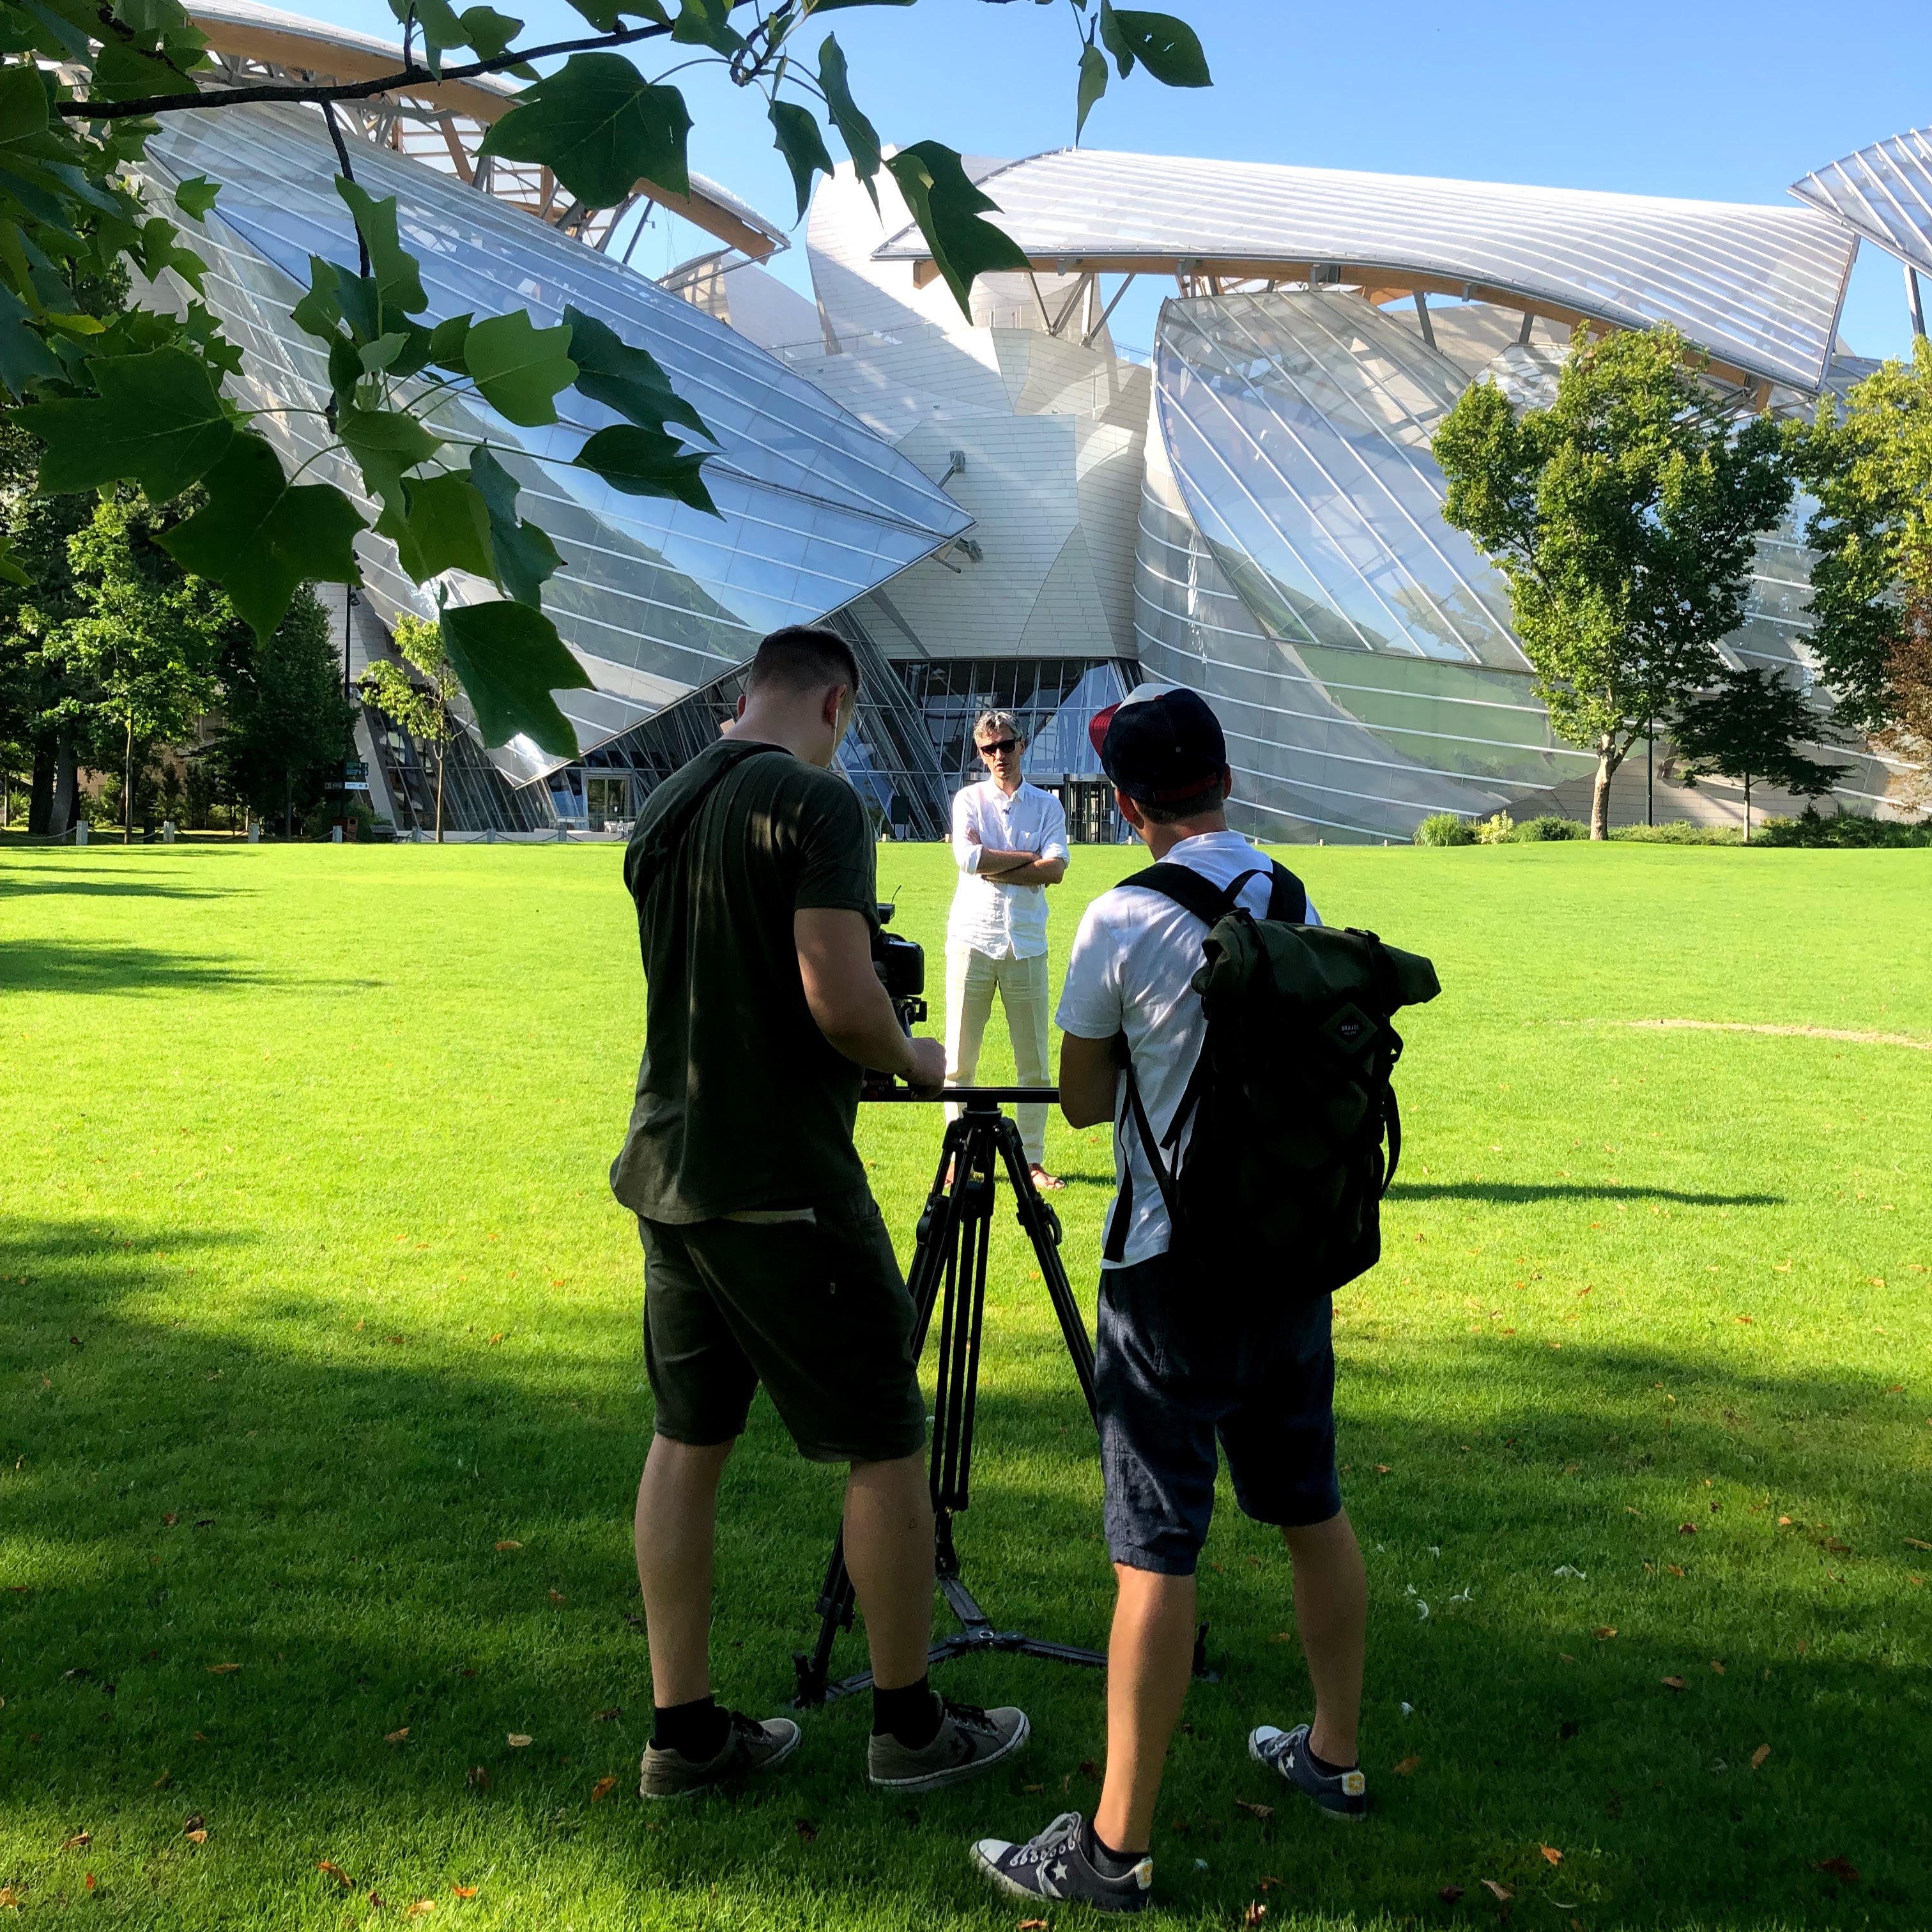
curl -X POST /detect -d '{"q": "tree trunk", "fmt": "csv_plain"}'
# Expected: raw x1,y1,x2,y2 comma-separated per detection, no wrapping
123,716,134,845
1590,740,1622,840
28,739,52,834
1744,773,1752,843
49,733,77,836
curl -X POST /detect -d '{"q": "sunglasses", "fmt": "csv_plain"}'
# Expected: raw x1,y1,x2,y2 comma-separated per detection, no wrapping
977,737,1020,756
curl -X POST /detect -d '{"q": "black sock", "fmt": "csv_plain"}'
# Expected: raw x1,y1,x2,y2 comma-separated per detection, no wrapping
1306,1742,1357,1776
652,1695,730,1762
871,1675,942,1749
1082,1816,1144,1878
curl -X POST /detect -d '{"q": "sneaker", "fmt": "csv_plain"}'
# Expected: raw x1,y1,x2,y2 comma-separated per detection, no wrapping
638,1709,801,1799
1248,1721,1367,1820
972,1811,1152,1914
868,1694,1030,1791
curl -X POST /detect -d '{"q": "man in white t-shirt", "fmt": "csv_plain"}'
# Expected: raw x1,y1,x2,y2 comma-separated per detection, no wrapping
944,709,1071,1189
970,686,1370,1916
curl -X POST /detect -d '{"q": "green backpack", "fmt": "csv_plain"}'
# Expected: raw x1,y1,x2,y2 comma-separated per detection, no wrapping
1105,860,1441,1294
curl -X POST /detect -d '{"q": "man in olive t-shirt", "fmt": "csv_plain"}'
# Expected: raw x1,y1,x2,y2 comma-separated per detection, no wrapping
611,625,1031,1805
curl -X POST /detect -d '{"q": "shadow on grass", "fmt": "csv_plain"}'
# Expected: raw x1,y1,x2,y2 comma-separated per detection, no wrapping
1,1222,1920,1928
0,878,231,901
0,941,383,995
1387,1181,1783,1208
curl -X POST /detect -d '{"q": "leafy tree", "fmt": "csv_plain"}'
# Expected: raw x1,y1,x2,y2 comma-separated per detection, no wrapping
1798,337,1932,813
46,491,232,842
0,0,1209,760
215,587,354,836
360,611,459,840
1671,663,1848,839
1433,325,1795,838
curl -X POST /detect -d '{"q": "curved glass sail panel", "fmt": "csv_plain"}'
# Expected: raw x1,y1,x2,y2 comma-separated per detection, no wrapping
876,148,1857,391
1154,290,1524,670
1790,128,1932,279
140,103,969,779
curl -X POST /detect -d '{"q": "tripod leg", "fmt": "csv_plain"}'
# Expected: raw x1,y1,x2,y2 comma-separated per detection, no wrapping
996,1117,1098,1420
792,1532,857,1707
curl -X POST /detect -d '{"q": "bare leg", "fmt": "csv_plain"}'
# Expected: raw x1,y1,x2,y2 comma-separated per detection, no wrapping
842,1451,936,1691
1093,1565,1197,1854
634,1434,736,1707
1281,1508,1367,1765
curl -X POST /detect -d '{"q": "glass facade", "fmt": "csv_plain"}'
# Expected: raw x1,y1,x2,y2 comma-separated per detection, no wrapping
1790,127,1932,280
139,102,970,783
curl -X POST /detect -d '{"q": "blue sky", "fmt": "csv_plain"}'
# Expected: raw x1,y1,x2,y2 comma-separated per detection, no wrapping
305,0,1930,360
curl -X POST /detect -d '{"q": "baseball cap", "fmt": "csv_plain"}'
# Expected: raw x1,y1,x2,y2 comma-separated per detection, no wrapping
1088,682,1227,803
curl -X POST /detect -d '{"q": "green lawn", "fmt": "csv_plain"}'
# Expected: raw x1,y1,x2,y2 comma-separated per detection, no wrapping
2,839,1928,1930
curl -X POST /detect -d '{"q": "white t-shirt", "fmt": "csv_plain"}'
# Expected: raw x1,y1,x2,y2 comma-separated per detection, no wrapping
1054,831,1321,1268
946,780,1071,961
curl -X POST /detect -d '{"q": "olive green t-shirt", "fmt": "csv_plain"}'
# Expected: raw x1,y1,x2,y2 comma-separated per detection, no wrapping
608,737,879,1223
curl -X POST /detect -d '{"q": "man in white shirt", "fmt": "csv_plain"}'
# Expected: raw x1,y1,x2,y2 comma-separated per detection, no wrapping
944,709,1071,1189
970,685,1370,1916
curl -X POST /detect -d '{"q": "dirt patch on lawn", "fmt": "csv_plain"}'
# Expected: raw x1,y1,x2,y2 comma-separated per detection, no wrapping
1628,1018,1931,1050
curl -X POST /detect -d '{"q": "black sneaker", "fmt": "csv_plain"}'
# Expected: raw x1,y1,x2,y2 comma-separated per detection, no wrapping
638,1709,801,1799
972,1811,1152,1913
868,1694,1029,1791
1248,1721,1367,1820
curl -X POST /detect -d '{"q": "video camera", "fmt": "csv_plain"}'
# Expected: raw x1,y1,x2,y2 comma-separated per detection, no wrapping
864,901,926,1100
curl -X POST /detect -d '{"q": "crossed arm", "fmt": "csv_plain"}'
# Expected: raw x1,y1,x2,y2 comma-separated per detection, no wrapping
961,825,1068,885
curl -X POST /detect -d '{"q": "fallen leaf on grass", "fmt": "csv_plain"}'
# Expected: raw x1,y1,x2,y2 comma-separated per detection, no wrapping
451,1886,477,1898
1813,1856,1860,1883
1825,1538,1852,1556
1375,1464,1392,1474
1022,1783,1045,1793
1593,1627,1617,1641
1905,1538,1932,1552
162,1512,178,1527
318,1862,353,1889
507,1733,532,1747
590,1775,618,1802
1392,1756,1421,1776
794,1818,818,1842
494,1540,522,1552
0,1887,19,1910
385,1728,410,1744
1666,1563,1685,1577
1078,1758,1100,1779
1019,1921,1050,1931
406,1903,434,1919
1243,1906,1267,1927
61,1832,91,1851
1258,1876,1284,1892
1482,1880,1513,1901
1751,1745,1770,1770
1440,1885,1466,1903
1710,1660,1725,1675
1236,1798,1274,1820
1269,1632,1296,1644
1540,1846,1562,1866
84,1874,95,1892
152,1769,171,1788
548,1590,567,1604
1661,1676,1687,1691
185,1828,208,1844
1678,1523,1698,1535
208,1663,241,1675
590,1708,619,1722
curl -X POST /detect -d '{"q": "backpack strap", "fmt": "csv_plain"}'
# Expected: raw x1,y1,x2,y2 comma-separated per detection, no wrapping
1126,858,1308,927
624,742,785,905
1266,860,1308,923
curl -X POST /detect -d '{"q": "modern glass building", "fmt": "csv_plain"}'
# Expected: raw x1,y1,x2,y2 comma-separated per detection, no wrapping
161,12,1932,835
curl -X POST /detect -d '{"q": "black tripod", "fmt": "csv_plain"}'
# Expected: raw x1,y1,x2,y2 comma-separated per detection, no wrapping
791,1089,1109,1706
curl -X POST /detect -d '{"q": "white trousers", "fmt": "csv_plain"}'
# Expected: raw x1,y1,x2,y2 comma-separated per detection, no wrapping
944,945,1052,1164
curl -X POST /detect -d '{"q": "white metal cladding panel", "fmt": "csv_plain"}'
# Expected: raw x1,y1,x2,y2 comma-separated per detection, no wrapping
877,148,1855,390
139,105,968,775
1790,128,1932,279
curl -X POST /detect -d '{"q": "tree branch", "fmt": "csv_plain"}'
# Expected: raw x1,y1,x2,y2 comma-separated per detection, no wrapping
57,18,673,121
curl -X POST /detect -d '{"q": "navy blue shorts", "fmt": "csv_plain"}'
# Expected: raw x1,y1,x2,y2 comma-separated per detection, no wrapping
1094,1251,1342,1575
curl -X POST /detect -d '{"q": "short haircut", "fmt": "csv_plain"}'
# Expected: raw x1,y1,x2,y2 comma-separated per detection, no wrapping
1135,773,1226,825
745,625,861,698
974,708,1024,747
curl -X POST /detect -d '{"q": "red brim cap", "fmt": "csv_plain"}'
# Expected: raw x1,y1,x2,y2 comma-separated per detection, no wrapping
1088,701,1122,765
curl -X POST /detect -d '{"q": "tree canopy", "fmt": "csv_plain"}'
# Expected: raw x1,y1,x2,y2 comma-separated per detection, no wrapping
0,0,1209,760
1671,663,1848,838
1432,325,1795,838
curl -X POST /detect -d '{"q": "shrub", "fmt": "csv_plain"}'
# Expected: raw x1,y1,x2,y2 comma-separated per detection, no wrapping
1515,815,1588,841
1605,820,1743,845
1414,811,1475,847
1755,806,1932,848
1473,811,1515,844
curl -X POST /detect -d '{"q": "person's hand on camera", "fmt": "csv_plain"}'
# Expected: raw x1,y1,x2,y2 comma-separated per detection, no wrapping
903,1036,946,1097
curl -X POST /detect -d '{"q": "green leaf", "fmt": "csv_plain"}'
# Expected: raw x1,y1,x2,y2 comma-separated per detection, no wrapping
562,303,712,442
291,254,344,339
795,0,914,9
477,54,692,208
387,0,466,75
440,599,592,758
429,312,473,374
0,277,59,397
470,442,564,608
0,533,29,586
769,100,834,221
1097,4,1209,86
456,3,523,59
1075,40,1108,139
15,345,233,497
360,330,410,374
670,0,744,54
172,174,219,220
337,402,443,516
157,431,366,639
335,178,429,321
462,309,578,427
573,422,716,513
817,33,880,206
89,33,203,102
0,62,49,143
376,471,495,583
137,215,207,295
884,141,1030,319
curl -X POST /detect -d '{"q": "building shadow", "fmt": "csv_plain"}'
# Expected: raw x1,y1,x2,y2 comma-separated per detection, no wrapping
1386,1180,1783,1208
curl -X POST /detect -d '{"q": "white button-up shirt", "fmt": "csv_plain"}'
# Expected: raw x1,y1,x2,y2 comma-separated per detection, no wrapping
946,779,1070,961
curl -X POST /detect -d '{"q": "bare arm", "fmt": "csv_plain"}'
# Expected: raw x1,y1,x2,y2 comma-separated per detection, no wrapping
795,908,945,1094
976,849,1068,885
1057,1031,1119,1129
